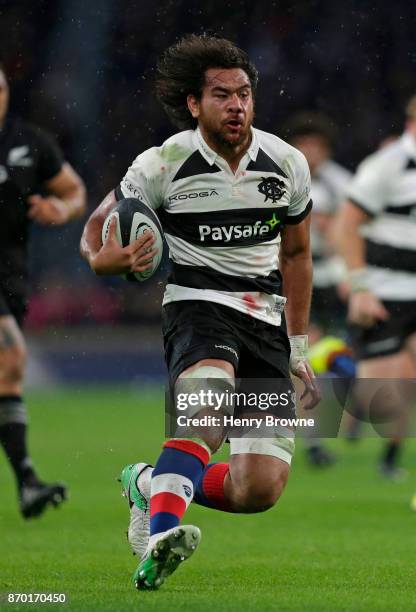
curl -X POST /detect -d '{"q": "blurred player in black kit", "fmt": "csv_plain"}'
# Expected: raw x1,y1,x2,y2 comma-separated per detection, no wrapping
0,64,86,517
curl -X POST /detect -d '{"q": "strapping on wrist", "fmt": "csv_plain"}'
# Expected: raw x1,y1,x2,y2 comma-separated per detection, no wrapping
289,335,309,360
348,268,369,293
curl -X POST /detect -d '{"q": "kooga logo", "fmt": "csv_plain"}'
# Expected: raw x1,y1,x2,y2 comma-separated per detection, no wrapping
169,190,219,202
199,216,279,242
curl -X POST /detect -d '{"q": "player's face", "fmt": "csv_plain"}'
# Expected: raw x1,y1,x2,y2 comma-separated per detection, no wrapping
405,117,416,139
188,68,254,149
290,134,330,174
0,71,9,125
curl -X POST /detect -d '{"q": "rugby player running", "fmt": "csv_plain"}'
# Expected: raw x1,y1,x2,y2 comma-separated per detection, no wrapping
81,35,320,590
0,64,86,517
335,95,416,477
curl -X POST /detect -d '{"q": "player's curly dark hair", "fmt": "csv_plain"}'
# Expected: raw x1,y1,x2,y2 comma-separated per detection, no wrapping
155,34,258,130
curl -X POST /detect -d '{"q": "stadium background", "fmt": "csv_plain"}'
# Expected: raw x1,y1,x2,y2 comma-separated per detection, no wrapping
1,2,416,610
2,0,416,385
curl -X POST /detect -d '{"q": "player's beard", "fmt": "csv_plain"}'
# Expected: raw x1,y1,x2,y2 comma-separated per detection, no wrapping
206,121,251,150
202,112,254,152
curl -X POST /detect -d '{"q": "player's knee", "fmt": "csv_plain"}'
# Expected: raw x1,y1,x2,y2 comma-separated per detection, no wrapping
236,470,288,512
236,483,277,512
176,362,235,454
1,344,27,383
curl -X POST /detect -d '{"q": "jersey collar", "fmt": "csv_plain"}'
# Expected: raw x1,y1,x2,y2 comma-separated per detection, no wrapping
194,126,259,165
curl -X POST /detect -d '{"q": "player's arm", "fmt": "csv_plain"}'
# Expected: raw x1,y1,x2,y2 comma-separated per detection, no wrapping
334,200,369,270
280,215,312,335
28,162,86,225
280,215,320,409
80,190,157,276
334,200,389,327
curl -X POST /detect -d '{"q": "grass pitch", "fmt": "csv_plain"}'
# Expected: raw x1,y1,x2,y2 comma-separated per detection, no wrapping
1,387,416,611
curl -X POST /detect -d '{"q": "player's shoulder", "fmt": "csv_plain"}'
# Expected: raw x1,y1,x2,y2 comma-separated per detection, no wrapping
319,159,352,183
356,136,407,176
2,117,61,164
253,127,309,176
131,130,196,179
254,127,307,162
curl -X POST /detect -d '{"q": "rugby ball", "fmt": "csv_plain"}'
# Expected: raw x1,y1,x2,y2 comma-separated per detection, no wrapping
101,197,164,282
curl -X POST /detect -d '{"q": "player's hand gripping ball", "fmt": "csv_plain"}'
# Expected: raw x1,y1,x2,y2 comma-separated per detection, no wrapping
101,198,164,281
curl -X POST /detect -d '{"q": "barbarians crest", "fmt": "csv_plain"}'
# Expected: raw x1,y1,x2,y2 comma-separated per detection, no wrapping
257,176,286,203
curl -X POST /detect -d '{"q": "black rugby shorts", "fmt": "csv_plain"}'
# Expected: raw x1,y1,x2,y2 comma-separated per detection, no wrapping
350,299,416,360
0,281,27,327
162,299,291,382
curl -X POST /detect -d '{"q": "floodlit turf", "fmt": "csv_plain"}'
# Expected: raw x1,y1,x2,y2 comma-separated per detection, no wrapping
1,387,416,611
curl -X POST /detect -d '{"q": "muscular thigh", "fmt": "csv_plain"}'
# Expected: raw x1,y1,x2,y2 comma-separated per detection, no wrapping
162,301,239,384
230,452,290,491
0,315,26,365
358,349,416,378
404,332,416,366
355,350,415,437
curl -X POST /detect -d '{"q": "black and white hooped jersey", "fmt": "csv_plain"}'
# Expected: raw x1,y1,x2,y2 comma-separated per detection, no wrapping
117,127,312,326
310,160,351,289
348,133,416,300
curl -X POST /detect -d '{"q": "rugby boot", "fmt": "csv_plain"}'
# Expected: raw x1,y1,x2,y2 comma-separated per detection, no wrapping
133,525,201,590
20,480,67,519
120,462,152,558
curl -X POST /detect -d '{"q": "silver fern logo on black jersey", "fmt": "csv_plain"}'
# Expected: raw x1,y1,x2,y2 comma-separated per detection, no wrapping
199,213,280,242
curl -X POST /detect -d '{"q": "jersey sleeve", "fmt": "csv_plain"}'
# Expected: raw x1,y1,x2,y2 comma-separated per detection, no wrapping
347,154,389,216
118,148,163,210
34,128,64,182
286,150,313,224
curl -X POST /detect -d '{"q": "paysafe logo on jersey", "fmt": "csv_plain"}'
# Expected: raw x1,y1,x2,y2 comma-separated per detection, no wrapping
199,214,280,242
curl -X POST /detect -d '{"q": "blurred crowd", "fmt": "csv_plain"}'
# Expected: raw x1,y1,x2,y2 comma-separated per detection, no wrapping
1,0,416,327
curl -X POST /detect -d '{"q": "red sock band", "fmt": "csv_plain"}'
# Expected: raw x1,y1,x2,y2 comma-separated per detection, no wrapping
150,492,186,518
202,462,232,512
164,439,210,466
